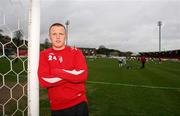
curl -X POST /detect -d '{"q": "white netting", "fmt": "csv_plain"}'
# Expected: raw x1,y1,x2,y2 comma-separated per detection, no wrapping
0,0,28,115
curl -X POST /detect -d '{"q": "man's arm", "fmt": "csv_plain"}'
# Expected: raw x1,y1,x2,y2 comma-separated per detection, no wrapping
51,49,88,83
51,68,87,84
38,51,67,88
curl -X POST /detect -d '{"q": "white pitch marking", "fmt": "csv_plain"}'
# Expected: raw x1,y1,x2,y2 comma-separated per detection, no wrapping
87,81,180,91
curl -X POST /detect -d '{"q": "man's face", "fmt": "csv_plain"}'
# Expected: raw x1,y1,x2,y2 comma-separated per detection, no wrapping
49,26,66,50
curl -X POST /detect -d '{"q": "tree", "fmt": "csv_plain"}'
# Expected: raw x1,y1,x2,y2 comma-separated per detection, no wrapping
0,29,3,55
0,29,3,39
98,45,106,49
13,30,23,47
0,29,3,33
97,45,110,56
13,30,24,62
44,38,50,49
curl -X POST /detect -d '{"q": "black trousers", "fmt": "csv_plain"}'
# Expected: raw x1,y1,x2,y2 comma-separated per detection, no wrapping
141,62,145,68
51,102,89,116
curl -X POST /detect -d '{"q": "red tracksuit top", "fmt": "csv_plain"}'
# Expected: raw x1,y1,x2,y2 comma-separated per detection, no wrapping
38,46,88,110
140,56,146,63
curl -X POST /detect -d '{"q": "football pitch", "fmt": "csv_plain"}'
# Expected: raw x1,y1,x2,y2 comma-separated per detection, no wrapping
1,57,180,115
40,58,180,116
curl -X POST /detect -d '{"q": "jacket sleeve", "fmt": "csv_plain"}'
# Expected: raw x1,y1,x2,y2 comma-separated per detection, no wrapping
51,49,88,83
38,51,67,88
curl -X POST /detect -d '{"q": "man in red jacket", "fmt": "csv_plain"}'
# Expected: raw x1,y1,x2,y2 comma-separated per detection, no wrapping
38,23,89,116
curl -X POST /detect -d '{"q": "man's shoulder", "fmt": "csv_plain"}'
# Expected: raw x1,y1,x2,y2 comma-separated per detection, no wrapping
40,48,52,55
66,46,82,53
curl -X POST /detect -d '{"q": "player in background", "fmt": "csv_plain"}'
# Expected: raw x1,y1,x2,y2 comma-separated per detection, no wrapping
38,23,89,116
140,55,146,68
118,56,126,67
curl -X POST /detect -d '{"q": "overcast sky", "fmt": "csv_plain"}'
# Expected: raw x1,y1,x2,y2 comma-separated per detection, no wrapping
0,0,179,52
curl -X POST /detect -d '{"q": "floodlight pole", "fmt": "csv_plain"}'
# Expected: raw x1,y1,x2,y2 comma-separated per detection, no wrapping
65,20,70,45
28,0,40,116
3,14,6,25
157,21,162,53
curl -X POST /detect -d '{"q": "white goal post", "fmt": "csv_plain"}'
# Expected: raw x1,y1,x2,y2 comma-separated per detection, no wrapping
27,0,40,116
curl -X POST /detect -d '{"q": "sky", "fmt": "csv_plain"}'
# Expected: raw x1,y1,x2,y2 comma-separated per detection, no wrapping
0,0,180,53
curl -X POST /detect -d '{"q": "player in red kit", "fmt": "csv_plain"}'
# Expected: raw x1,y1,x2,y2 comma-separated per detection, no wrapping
140,55,146,68
38,23,89,116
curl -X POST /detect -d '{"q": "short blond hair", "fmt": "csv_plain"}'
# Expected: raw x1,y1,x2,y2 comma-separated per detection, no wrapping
49,23,66,34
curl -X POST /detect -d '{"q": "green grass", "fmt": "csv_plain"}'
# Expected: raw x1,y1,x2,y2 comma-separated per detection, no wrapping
1,57,180,115
88,58,180,116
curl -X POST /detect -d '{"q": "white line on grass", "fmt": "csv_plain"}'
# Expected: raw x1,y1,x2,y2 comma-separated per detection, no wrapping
4,74,180,91
87,81,180,91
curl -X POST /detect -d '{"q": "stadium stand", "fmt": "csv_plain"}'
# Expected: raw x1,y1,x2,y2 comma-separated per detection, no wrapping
139,49,180,60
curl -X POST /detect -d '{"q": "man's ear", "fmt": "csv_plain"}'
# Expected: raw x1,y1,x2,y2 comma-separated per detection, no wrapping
48,34,52,42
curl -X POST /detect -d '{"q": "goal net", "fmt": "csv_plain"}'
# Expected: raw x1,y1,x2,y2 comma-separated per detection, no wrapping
0,0,40,116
